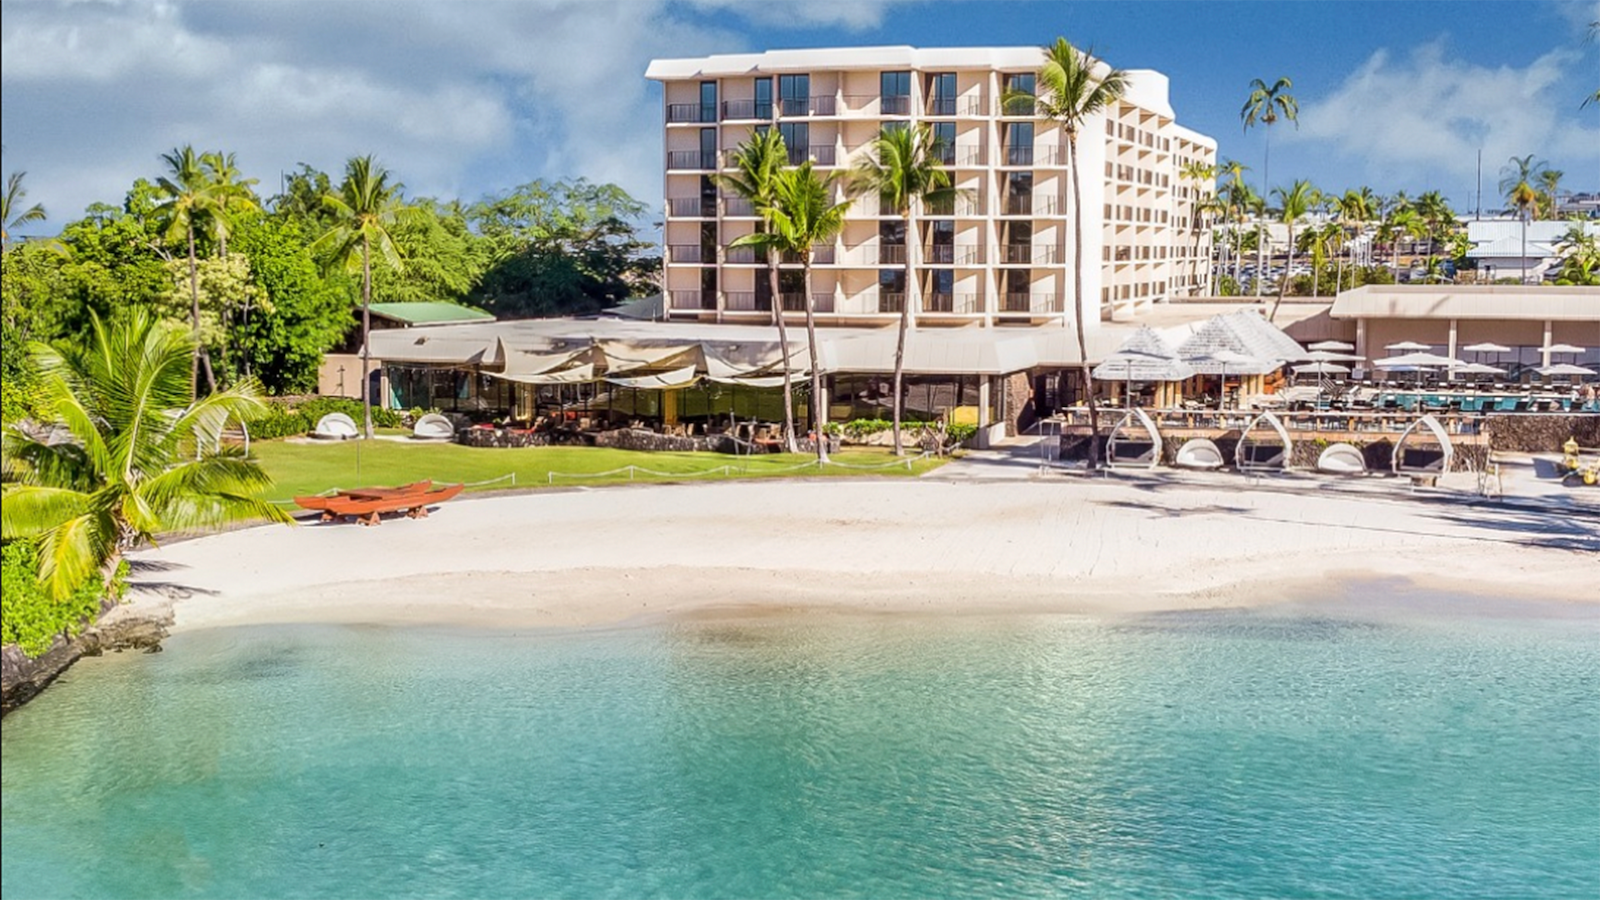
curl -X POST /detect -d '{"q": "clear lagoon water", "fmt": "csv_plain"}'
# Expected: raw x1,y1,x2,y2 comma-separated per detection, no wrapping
3,599,1598,900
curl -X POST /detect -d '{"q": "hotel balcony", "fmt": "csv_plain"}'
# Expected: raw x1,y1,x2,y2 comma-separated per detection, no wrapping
723,292,765,312
780,292,835,313
921,292,984,314
780,96,837,117
724,197,756,217
841,94,911,116
667,244,709,263
1001,194,1065,216
670,290,715,310
925,95,987,117
780,245,837,265
786,145,837,166
1001,292,1065,314
667,150,718,171
878,244,907,265
667,197,708,218
721,99,774,121
1000,244,1061,265
725,246,759,264
878,292,906,314
666,103,717,124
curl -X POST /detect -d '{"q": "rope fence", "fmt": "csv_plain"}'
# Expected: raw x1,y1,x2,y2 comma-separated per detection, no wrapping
269,473,518,504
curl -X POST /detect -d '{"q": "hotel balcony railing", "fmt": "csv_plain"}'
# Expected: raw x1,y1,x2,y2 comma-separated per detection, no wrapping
724,246,759,264
1004,145,1034,166
779,96,835,117
881,95,911,116
780,245,836,264
922,292,983,314
1001,96,1037,116
669,290,703,310
1002,292,1064,313
667,197,705,217
841,94,910,115
927,97,957,116
724,292,767,312
667,150,717,170
779,292,835,312
878,292,906,314
1000,244,1061,265
925,198,985,217
878,244,907,265
785,145,837,166
1004,194,1065,216
721,99,774,120
724,197,756,217
921,244,984,265
667,244,707,263
667,103,717,124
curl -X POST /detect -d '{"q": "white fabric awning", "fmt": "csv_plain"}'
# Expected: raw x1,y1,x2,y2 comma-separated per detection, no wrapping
606,365,701,389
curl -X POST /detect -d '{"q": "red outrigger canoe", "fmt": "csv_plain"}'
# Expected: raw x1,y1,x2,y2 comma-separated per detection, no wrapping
293,481,464,526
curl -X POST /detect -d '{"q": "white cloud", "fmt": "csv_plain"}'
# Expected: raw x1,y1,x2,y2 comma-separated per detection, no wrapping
2,0,914,232
1292,40,1599,191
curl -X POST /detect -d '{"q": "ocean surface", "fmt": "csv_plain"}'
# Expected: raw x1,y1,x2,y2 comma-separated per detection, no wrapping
3,597,1598,900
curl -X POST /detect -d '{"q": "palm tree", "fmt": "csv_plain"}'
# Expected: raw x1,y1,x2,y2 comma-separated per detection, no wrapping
714,130,800,453
1179,160,1219,294
310,156,420,439
2,171,46,253
153,145,223,395
1247,189,1268,296
1240,76,1298,237
1,311,290,599
1499,155,1546,285
1537,168,1564,218
201,151,262,377
1218,160,1252,288
731,163,851,463
1028,37,1127,470
1552,223,1600,285
1269,179,1317,321
848,124,958,455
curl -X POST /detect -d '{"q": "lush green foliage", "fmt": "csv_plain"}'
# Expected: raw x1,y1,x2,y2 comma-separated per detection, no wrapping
825,418,977,447
0,540,123,657
1,312,292,597
248,397,403,440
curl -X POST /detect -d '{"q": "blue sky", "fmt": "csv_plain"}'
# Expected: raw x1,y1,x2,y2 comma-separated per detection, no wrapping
3,0,1597,233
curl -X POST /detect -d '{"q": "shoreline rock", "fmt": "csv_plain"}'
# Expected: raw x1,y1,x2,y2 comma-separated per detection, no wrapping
1,597,173,716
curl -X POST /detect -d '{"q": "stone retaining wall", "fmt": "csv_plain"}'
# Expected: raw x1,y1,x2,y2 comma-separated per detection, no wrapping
2,598,172,715
1485,415,1600,453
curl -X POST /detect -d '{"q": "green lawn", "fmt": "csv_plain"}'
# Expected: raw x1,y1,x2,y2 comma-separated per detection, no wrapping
250,439,948,502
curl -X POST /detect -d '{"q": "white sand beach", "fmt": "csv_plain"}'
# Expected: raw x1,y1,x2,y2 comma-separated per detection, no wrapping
128,474,1598,633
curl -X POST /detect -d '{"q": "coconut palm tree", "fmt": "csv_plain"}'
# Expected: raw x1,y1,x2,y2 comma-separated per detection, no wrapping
310,156,421,439
1537,168,1564,218
153,145,224,395
1179,160,1219,293
1552,223,1599,285
2,171,46,254
1240,76,1298,228
1,311,290,599
731,163,851,463
1499,155,1546,285
1026,37,1127,470
714,129,801,453
1269,179,1317,321
200,151,262,377
1218,160,1252,287
848,123,959,455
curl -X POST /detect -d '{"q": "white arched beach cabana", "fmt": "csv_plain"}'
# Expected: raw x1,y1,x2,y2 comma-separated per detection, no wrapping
1235,411,1291,472
1105,407,1163,470
1174,438,1225,470
1393,414,1454,475
1316,442,1367,475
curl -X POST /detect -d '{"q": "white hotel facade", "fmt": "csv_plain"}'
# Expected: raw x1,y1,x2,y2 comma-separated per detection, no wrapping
645,45,1217,331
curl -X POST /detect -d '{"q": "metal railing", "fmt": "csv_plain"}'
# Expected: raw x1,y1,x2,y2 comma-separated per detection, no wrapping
1003,194,1064,216
927,97,957,116
1001,292,1063,313
724,197,756,217
779,96,835,116
724,292,763,311
922,292,983,314
880,95,911,116
667,103,717,124
724,246,759,264
924,244,955,264
779,292,834,312
669,290,703,310
878,244,907,265
1000,244,1060,265
1004,145,1034,166
878,292,906,313
667,244,706,263
667,197,704,217
721,99,773,120
667,150,717,170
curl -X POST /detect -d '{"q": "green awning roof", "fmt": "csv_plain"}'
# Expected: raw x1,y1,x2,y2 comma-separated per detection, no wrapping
367,302,495,326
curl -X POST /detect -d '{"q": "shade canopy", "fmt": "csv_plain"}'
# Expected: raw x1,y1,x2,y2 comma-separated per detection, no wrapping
1385,340,1433,352
1304,349,1365,362
1293,362,1350,375
1461,341,1511,353
1536,363,1597,377
1174,311,1294,374
1373,352,1464,368
1452,362,1506,375
1543,343,1585,354
1307,340,1355,351
1093,326,1196,382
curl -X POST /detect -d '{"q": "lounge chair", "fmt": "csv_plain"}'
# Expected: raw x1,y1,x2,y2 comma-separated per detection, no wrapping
311,412,359,440
412,413,455,441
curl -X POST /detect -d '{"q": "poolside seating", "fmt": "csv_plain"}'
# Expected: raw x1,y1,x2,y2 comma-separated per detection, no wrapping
311,412,359,440
1105,408,1162,470
412,413,455,441
1174,438,1224,470
293,481,464,526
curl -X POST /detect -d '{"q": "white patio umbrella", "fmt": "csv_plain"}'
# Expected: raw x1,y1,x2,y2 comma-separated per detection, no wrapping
1308,340,1355,352
1453,362,1506,376
1461,341,1511,353
1536,363,1596,377
1385,340,1432,352
1304,349,1365,362
1373,352,1464,368
1293,361,1350,375
1542,343,1586,366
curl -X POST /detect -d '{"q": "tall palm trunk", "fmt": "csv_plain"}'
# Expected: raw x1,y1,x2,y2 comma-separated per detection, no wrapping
768,257,799,453
1254,221,1266,297
1067,135,1100,470
801,254,829,463
361,234,374,440
187,222,216,396
892,211,914,456
1271,222,1295,322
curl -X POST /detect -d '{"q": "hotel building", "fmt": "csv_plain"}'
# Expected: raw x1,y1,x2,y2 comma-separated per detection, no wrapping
645,46,1217,330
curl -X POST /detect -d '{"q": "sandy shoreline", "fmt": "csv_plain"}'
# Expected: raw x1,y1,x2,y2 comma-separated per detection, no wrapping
124,477,1598,634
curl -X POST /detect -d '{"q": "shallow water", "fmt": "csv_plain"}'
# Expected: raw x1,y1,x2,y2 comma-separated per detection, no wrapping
4,601,1598,899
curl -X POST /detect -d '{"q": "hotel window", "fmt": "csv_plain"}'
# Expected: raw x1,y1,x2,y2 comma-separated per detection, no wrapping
754,77,773,119
1003,73,1035,115
699,128,716,169
925,220,954,264
779,122,809,164
931,121,956,165
926,72,956,115
878,269,906,313
881,70,911,115
699,81,717,123
1005,122,1034,165
879,220,906,265
779,74,809,116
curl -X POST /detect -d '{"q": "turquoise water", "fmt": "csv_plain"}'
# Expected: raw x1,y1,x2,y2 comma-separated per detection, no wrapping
3,601,1598,899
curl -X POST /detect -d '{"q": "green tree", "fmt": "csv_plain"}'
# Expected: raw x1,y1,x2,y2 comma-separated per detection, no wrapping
848,124,958,455
369,198,488,306
309,156,420,439
3,171,47,253
1240,74,1298,262
1269,178,1318,321
1029,37,1127,469
1499,155,1546,284
1218,159,1252,288
1179,160,1220,294
732,163,851,463
233,216,352,394
1552,224,1600,285
153,146,226,394
1537,168,1564,218
715,129,800,452
1,311,290,599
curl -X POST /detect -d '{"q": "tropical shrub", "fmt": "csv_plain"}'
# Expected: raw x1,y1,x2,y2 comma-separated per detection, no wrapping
0,540,125,657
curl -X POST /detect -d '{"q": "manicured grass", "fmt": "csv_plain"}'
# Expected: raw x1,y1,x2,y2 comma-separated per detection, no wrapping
250,439,947,502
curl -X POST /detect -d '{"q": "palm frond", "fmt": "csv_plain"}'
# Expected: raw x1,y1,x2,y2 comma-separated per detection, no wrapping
0,484,94,541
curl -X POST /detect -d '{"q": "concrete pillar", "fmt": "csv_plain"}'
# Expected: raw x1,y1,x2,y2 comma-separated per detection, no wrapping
1542,320,1554,368
1448,318,1458,380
